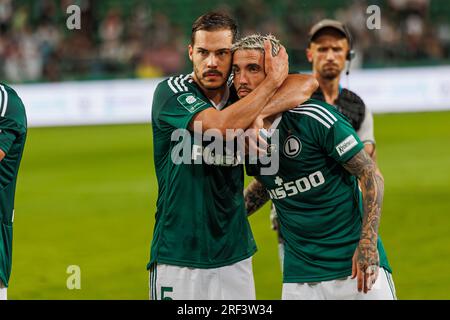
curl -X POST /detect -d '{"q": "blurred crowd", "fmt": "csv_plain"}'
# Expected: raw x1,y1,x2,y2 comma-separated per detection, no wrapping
0,0,449,84
0,0,187,83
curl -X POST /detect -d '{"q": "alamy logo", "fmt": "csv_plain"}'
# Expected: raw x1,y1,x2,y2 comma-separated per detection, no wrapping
171,121,280,175
336,135,358,156
66,265,81,290
66,5,81,30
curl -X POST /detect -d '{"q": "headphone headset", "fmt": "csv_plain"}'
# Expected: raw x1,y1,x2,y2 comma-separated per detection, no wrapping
341,24,355,75
342,24,355,62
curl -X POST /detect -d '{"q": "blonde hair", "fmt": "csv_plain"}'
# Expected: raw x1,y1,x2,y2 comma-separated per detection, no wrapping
231,34,281,56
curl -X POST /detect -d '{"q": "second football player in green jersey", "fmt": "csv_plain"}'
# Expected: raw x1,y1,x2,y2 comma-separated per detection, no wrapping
233,34,395,299
247,98,391,283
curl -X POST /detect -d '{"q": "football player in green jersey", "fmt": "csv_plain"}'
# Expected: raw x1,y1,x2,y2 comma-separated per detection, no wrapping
270,19,383,272
233,34,396,299
148,12,318,300
0,83,27,300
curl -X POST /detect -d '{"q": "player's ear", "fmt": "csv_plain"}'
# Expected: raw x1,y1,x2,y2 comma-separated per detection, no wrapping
188,44,194,62
306,48,313,63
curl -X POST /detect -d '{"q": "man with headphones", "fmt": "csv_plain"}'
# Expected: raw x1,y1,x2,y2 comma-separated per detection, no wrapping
306,19,376,158
269,19,382,270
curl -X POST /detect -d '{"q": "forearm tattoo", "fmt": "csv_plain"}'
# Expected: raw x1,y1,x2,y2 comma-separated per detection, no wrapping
244,179,271,216
343,149,384,266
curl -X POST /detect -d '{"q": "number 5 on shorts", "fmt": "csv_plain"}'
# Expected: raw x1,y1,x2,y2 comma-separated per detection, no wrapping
161,286,173,300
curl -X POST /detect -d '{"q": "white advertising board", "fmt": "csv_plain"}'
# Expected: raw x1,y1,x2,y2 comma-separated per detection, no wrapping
12,66,450,128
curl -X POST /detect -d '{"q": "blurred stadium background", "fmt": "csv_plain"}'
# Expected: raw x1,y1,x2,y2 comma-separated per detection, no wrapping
1,0,449,299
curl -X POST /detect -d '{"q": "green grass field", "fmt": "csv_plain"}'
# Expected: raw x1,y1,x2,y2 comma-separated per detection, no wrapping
7,111,450,299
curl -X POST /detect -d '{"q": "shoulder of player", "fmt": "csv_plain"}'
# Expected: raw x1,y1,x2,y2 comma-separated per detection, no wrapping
0,83,26,122
155,74,196,100
287,98,341,129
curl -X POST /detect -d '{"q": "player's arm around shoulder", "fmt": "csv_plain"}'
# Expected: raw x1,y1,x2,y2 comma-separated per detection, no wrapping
258,74,319,120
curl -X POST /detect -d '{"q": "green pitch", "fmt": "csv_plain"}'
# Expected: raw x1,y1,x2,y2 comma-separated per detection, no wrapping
8,111,450,299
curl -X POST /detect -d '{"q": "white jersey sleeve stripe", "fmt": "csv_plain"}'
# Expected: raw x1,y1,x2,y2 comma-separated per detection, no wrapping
167,77,179,94
289,110,331,129
298,107,335,126
180,80,188,91
179,75,189,91
173,76,184,92
0,85,3,117
0,85,8,117
297,103,338,122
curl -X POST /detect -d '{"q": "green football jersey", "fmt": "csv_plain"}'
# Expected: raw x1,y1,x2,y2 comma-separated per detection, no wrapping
0,83,27,287
148,74,256,269
253,98,391,283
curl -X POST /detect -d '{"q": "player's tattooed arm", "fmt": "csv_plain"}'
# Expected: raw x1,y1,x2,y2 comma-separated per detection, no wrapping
244,179,271,216
343,149,384,293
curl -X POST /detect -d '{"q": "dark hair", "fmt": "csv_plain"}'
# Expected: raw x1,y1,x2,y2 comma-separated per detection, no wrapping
191,12,238,45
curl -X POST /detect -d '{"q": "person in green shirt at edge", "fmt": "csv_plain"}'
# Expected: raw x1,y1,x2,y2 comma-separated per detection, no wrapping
0,83,27,300
148,12,318,300
236,34,396,300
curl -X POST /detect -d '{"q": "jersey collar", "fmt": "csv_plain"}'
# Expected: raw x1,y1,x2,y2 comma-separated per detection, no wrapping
188,72,229,110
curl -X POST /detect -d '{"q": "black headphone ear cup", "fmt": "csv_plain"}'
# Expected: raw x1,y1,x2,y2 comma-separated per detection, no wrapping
347,49,355,61
343,24,353,61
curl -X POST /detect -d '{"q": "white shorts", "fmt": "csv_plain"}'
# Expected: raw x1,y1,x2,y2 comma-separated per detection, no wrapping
149,257,256,300
282,268,397,300
0,281,7,300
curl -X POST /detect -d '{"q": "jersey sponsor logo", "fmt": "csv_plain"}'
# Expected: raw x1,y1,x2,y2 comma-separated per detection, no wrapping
268,171,325,199
177,93,207,113
171,122,280,174
283,135,302,158
336,135,358,156
192,144,241,167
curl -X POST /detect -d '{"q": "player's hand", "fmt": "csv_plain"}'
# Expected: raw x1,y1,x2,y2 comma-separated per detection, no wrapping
264,40,288,88
351,240,379,293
